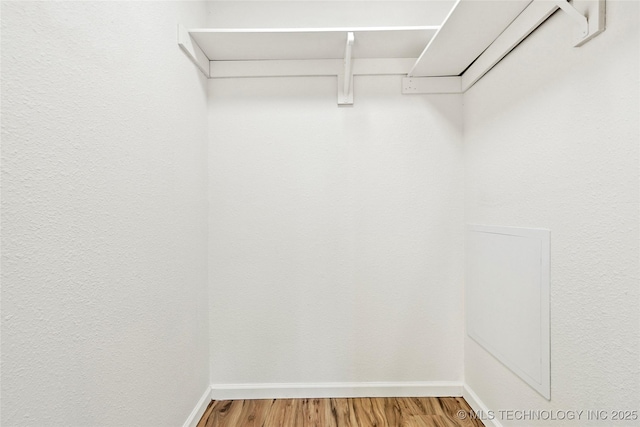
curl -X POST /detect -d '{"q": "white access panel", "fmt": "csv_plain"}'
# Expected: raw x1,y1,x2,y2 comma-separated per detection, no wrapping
466,225,550,399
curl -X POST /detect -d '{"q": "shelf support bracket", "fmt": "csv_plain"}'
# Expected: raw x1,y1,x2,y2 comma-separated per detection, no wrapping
553,0,605,47
554,0,589,36
177,24,210,77
338,32,355,106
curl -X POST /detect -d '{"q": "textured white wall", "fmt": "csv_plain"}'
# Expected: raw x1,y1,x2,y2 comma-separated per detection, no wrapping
4,0,636,423
463,1,639,425
206,1,455,28
1,2,209,426
208,76,464,385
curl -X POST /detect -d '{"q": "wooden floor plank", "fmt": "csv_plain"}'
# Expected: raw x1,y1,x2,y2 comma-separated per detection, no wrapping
198,397,484,427
418,397,445,415
206,400,244,427
262,398,284,427
395,396,426,416
196,400,216,427
301,398,322,426
403,414,456,427
411,397,434,415
321,397,339,427
330,397,358,427
235,399,273,427
352,397,388,427
285,398,304,426
370,397,391,427
381,397,403,426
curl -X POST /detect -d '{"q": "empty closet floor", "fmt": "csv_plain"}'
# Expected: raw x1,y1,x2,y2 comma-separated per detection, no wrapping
196,396,484,427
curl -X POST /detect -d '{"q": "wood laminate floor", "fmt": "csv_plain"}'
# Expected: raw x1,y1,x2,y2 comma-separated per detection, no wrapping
196,397,484,427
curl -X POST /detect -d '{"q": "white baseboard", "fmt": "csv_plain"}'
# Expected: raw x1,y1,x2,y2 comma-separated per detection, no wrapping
463,384,504,427
185,381,498,427
182,386,213,427
210,381,463,400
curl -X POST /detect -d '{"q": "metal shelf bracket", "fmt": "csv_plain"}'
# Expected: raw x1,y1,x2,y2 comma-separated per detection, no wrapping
338,32,355,106
553,0,605,47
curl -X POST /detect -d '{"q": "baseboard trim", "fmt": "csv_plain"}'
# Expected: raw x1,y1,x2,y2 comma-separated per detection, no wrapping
182,386,212,427
463,384,504,427
186,382,498,426
210,381,463,400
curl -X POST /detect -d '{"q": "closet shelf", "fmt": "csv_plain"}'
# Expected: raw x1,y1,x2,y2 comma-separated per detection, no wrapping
179,0,605,105
179,25,438,105
408,0,532,77
188,27,439,61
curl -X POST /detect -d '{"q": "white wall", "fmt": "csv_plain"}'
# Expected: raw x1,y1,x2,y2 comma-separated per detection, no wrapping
463,1,639,425
206,1,455,28
4,0,637,423
1,2,209,426
208,75,464,385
